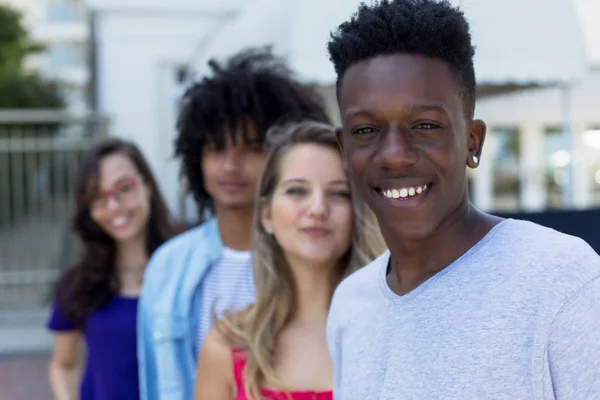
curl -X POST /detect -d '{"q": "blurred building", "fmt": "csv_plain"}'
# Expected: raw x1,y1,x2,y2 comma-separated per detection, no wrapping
2,0,91,112
86,0,246,220
473,0,600,212
86,0,600,219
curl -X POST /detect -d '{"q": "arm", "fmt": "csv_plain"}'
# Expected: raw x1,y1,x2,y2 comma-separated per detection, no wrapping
547,276,600,399
48,331,83,400
137,256,161,400
193,328,235,400
326,290,343,399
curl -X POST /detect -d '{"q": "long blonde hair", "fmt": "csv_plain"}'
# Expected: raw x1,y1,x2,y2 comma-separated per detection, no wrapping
217,120,385,399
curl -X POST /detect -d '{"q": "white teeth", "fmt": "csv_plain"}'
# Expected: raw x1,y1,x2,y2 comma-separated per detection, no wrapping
112,216,128,227
380,184,429,200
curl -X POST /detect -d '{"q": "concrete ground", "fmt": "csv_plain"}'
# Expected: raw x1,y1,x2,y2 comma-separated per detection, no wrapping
0,353,52,400
0,310,54,400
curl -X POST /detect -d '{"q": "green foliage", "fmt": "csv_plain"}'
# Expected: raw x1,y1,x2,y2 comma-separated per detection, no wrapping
0,4,64,109
0,69,64,108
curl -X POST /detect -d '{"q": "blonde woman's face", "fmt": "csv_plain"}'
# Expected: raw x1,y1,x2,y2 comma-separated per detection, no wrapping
262,143,354,269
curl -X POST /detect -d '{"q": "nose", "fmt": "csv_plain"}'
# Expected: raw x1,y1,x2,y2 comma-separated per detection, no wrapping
376,126,418,170
105,195,120,211
222,145,242,172
307,190,328,220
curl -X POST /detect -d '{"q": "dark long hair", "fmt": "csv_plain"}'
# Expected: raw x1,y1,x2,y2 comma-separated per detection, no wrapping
54,138,181,329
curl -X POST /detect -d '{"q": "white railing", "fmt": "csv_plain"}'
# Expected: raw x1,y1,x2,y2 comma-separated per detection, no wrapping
0,110,109,315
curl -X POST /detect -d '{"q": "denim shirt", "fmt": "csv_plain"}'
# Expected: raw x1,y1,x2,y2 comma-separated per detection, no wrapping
137,218,223,400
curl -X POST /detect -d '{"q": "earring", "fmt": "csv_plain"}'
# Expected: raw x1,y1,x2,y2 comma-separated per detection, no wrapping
472,155,479,164
266,226,273,235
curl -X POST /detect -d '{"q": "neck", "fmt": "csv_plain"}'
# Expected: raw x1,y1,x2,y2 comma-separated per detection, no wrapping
384,199,499,295
214,204,254,251
289,259,334,325
115,237,148,272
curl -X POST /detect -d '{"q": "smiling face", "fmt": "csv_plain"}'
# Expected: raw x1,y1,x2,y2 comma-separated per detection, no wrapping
89,152,152,243
336,53,486,241
261,143,354,269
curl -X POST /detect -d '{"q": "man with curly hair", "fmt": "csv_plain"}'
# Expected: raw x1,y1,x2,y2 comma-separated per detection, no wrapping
138,47,329,400
326,1,600,399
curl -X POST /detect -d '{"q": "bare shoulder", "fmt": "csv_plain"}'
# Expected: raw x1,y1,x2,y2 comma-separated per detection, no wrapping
199,327,232,368
194,327,236,400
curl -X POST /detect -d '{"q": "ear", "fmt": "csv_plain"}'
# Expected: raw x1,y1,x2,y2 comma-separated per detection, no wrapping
260,197,272,233
335,126,348,169
466,119,486,169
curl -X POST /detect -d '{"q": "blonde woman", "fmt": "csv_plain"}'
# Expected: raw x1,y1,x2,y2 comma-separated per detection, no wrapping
193,121,384,400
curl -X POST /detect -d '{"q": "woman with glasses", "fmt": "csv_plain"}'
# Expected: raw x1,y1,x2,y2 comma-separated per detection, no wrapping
47,138,181,400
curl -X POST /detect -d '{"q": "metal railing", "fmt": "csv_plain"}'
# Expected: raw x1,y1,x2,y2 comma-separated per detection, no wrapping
0,110,109,316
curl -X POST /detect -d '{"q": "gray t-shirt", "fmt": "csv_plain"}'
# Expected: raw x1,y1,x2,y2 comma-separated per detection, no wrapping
327,219,600,399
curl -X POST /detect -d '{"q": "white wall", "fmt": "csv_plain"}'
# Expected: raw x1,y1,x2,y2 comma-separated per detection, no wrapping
475,71,600,126
90,0,243,216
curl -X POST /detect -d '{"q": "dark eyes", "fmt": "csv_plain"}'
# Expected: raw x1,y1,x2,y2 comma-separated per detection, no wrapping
248,143,264,153
414,122,439,130
203,143,220,153
118,183,135,194
203,142,263,153
352,127,378,136
334,191,352,199
286,187,306,196
351,122,440,136
286,187,351,199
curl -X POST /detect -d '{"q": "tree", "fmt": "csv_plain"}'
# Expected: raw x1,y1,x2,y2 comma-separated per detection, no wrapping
0,6,66,231
0,5,64,108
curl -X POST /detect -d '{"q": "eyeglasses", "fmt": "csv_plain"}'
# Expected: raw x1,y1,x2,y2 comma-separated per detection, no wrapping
87,177,141,211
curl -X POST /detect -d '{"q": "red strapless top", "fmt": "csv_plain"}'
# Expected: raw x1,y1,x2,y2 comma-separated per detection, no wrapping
232,349,332,400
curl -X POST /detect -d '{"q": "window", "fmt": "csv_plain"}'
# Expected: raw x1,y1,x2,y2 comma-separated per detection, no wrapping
544,127,569,209
583,126,600,206
46,1,84,22
47,43,86,69
491,127,521,211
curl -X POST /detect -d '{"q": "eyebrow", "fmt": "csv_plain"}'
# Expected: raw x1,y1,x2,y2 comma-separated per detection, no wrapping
100,175,136,191
280,178,349,186
114,175,137,184
344,104,449,119
204,136,263,147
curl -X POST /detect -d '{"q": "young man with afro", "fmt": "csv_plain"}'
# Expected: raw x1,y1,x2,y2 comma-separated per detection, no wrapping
326,1,600,399
138,47,329,400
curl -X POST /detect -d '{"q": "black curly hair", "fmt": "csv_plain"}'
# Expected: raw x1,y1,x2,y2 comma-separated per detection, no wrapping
175,46,330,219
328,0,476,118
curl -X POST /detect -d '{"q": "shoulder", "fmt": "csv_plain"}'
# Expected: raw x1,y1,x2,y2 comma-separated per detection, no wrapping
200,327,231,361
153,218,219,261
491,219,600,301
337,251,388,294
330,251,389,315
496,218,593,249
144,218,221,279
47,300,78,332
497,219,600,274
197,327,234,382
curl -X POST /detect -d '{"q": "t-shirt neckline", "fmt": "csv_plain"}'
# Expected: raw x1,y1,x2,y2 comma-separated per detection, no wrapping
222,246,252,261
378,219,511,303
